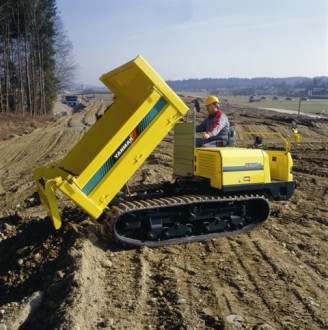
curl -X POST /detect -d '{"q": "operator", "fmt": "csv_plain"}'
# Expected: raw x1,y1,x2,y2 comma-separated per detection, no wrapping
195,95,230,147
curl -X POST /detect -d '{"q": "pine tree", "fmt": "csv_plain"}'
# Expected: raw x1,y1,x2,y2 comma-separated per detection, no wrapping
0,0,78,115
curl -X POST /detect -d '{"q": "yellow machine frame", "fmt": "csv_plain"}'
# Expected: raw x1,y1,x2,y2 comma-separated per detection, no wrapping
34,56,301,231
173,120,299,191
34,56,188,229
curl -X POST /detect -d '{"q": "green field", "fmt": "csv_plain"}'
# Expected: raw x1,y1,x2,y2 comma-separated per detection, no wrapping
223,96,328,115
177,91,328,115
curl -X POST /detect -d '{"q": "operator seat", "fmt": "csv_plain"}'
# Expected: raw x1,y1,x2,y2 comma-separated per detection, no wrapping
227,126,236,147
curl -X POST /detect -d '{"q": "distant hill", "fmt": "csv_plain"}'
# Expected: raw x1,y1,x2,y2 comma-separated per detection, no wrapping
70,76,328,96
167,76,328,97
167,77,328,91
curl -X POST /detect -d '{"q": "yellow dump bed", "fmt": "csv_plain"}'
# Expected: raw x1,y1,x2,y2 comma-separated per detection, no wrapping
34,56,188,229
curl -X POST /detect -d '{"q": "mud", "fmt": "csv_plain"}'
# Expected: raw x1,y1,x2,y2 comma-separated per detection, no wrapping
0,98,327,330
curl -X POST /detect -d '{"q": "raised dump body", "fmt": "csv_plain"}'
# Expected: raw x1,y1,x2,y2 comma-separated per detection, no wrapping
34,56,188,229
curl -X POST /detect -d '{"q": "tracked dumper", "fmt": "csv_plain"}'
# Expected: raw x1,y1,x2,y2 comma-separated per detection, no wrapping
34,56,299,247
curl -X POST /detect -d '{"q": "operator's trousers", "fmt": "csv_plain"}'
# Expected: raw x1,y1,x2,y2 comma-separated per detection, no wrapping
195,138,228,148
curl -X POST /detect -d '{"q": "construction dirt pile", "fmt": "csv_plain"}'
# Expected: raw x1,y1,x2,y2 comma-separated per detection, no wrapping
0,98,327,330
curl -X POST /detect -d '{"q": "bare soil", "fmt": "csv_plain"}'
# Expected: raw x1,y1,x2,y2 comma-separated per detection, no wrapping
0,98,327,330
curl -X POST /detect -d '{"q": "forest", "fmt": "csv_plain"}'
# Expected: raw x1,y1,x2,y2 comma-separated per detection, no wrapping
0,0,77,115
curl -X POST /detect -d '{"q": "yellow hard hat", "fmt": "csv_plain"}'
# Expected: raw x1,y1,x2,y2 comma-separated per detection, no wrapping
205,95,219,106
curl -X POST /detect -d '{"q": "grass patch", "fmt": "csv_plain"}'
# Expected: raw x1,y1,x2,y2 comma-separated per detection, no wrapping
0,113,58,140
225,96,328,115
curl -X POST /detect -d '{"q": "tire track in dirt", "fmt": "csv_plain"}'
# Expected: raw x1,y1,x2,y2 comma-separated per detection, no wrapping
0,122,69,197
268,213,327,279
66,244,182,329
49,239,148,329
221,237,283,326
0,101,108,204
82,244,194,329
167,244,217,328
82,100,111,126
248,231,327,329
99,247,144,329
52,239,112,330
0,123,80,201
227,235,313,329
204,229,327,329
130,246,187,329
0,124,62,169
10,100,107,170
200,238,249,328
110,243,229,329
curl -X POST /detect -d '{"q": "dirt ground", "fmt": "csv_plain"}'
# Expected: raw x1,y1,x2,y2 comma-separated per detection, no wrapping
0,98,327,330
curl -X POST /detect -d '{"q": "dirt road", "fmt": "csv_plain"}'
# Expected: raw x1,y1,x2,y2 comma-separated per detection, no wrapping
0,99,327,330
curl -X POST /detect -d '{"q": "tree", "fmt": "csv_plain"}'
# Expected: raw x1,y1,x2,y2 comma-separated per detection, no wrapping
54,17,79,91
0,0,78,115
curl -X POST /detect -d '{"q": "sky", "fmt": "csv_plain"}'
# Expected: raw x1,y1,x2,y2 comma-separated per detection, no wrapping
56,0,328,86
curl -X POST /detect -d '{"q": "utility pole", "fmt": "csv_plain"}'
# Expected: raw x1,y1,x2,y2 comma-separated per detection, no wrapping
298,98,302,117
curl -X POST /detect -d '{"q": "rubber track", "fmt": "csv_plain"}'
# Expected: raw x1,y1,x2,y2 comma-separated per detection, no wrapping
104,194,270,247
